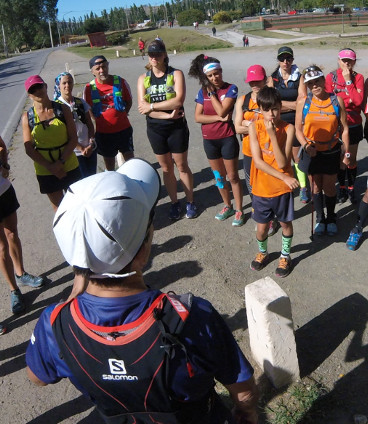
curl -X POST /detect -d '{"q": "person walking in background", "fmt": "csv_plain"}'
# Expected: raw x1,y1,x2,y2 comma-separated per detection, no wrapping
138,37,145,59
212,26,216,36
268,46,309,206
54,72,97,178
189,54,245,226
245,36,249,47
235,65,267,199
295,66,350,236
137,40,197,220
0,135,45,315
249,87,298,278
22,75,80,211
84,55,134,171
243,35,247,47
26,158,259,424
325,48,364,204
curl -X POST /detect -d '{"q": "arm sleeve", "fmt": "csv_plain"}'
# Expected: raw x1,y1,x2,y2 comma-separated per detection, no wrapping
226,84,238,99
195,89,204,105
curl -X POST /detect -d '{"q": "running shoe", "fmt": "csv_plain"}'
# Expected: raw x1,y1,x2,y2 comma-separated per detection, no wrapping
169,202,182,220
0,324,6,335
232,211,245,227
299,187,310,203
215,205,234,221
250,252,269,271
275,256,292,278
185,202,198,219
314,222,326,236
346,228,362,251
16,272,44,288
326,222,338,236
337,188,348,204
268,219,278,237
11,289,25,314
348,188,357,204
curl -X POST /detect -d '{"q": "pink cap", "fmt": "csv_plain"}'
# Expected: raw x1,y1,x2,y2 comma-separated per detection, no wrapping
245,65,266,83
25,75,45,92
338,49,356,61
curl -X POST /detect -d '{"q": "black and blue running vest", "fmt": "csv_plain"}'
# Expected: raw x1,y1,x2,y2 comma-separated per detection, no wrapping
271,69,301,124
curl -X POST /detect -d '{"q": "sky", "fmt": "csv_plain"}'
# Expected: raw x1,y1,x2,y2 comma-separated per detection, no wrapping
56,0,153,20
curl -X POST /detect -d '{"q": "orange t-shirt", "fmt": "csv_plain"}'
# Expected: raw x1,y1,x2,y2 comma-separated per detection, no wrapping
250,120,293,198
303,96,339,152
241,96,263,157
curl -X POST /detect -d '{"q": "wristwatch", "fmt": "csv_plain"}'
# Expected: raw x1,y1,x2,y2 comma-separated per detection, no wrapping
345,152,351,158
208,91,216,98
346,80,353,86
0,161,10,170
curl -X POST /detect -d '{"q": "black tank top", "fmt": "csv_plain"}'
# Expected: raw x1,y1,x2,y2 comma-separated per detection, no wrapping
272,68,301,124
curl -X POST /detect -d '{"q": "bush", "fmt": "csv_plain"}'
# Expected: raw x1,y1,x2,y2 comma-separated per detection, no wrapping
228,10,243,20
106,31,129,45
177,9,205,26
213,11,232,24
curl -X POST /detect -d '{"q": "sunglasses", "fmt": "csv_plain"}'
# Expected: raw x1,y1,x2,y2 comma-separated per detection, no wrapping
148,52,164,58
303,66,320,76
278,56,293,62
28,83,44,94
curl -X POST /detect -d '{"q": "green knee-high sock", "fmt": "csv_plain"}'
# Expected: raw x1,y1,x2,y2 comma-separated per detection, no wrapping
257,237,268,253
281,233,293,257
295,164,307,188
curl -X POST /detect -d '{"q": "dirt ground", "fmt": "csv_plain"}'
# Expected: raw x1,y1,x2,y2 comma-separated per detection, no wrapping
1,42,368,423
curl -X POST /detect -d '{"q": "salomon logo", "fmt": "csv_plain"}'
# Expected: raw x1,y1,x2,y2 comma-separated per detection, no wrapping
102,359,138,381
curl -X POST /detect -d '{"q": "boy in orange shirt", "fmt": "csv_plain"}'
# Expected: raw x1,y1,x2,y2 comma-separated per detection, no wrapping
249,86,299,277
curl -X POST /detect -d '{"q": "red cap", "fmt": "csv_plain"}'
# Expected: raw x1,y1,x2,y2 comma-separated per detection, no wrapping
245,65,266,83
25,75,45,92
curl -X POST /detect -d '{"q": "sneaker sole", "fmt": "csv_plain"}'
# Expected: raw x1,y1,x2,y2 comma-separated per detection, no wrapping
250,257,269,271
346,244,357,251
18,281,44,288
232,221,245,227
275,268,292,278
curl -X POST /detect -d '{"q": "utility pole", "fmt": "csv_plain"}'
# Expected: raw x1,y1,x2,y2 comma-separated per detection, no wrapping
48,20,54,48
2,24,8,58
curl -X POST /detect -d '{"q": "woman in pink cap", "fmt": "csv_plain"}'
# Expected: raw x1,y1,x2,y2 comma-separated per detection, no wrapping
22,75,80,211
235,65,267,199
325,48,364,204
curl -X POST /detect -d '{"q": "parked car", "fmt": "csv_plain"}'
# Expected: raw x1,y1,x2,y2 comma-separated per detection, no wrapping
288,10,297,15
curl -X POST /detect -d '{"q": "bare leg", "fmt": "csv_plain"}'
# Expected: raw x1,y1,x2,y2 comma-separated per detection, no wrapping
223,157,243,211
2,211,24,277
47,191,64,212
122,151,134,162
103,156,116,171
0,225,18,291
208,158,231,206
172,151,194,203
156,152,178,203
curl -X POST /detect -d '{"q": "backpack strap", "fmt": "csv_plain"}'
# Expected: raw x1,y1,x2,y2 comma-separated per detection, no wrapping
112,75,126,113
89,79,103,117
301,92,313,125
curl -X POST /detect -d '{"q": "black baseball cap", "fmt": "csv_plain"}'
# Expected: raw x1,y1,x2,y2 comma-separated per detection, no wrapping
147,40,166,54
89,55,107,69
277,46,294,58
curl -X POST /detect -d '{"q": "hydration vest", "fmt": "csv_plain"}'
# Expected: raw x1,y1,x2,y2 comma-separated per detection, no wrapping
50,293,223,424
271,69,300,103
330,69,356,95
143,66,176,103
56,97,87,125
90,75,126,117
242,92,260,114
302,92,341,149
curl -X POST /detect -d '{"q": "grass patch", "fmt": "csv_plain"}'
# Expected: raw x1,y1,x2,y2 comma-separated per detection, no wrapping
264,379,329,424
248,29,296,39
67,28,232,59
299,23,368,34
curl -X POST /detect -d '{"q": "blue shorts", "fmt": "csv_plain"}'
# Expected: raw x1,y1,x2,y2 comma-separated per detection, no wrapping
203,135,239,160
252,192,294,224
95,127,134,158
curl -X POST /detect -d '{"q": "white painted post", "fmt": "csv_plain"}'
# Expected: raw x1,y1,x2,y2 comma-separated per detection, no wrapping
65,62,69,72
116,50,120,57
245,277,300,388
133,49,136,56
174,49,177,54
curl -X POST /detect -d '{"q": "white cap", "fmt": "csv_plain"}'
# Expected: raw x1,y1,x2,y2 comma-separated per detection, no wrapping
53,158,160,275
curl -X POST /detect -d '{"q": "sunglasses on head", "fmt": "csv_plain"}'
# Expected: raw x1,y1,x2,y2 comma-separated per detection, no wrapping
28,83,44,94
303,66,320,76
279,56,293,62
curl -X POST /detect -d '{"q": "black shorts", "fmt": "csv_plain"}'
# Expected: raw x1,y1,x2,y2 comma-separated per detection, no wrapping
0,185,19,222
147,120,189,155
349,124,363,145
37,167,81,194
203,135,240,160
252,192,294,224
95,127,134,158
309,143,341,176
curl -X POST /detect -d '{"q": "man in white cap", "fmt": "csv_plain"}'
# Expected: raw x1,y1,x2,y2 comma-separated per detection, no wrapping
26,158,258,424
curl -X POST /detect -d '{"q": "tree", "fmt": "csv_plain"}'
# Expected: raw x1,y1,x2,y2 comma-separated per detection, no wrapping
213,11,232,23
177,9,205,26
84,17,109,34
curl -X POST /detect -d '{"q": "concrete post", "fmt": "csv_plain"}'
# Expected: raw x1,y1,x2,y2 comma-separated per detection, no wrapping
245,276,300,388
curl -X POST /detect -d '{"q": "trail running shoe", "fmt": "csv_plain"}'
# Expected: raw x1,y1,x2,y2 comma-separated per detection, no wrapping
346,228,362,251
337,188,348,204
16,272,44,288
326,222,338,236
275,256,292,278
268,219,278,237
185,202,198,219
0,324,6,335
314,222,326,236
169,202,182,220
250,252,269,271
348,188,357,204
215,205,234,221
299,187,310,203
232,211,245,227
11,289,25,314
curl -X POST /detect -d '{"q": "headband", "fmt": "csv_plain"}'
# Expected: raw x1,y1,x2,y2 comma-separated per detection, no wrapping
203,62,221,74
54,72,73,100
